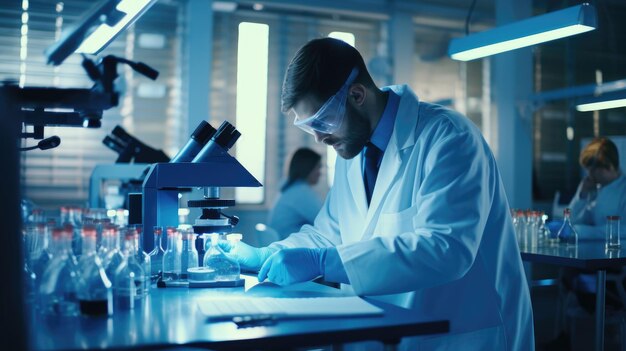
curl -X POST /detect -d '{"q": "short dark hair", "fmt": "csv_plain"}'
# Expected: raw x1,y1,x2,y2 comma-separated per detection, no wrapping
281,147,321,192
281,37,371,113
580,137,620,170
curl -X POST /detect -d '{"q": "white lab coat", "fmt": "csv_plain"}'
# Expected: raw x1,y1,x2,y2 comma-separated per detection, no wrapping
569,174,626,239
268,180,323,240
271,85,534,350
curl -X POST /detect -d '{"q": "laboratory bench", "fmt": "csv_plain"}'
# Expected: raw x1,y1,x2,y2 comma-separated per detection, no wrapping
521,240,626,351
29,275,449,350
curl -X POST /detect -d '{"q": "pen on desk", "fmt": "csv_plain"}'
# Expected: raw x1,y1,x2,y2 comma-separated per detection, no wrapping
232,314,278,328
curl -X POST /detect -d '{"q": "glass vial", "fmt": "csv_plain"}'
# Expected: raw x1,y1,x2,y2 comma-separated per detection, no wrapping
606,216,621,249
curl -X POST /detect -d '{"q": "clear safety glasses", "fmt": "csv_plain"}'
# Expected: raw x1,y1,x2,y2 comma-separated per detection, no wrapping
293,67,359,135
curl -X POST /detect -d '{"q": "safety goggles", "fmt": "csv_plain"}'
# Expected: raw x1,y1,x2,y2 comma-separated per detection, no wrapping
293,67,359,135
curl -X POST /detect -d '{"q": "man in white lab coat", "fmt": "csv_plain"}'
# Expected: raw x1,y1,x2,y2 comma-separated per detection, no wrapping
228,38,534,350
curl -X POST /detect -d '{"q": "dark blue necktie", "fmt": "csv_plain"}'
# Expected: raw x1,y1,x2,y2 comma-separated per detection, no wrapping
363,143,382,206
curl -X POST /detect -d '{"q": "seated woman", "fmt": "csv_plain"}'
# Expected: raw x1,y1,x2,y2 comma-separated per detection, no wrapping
568,137,626,239
544,138,626,350
267,148,323,240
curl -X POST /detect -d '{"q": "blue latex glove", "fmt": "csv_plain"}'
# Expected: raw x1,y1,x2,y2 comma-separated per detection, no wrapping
219,240,275,271
258,248,326,286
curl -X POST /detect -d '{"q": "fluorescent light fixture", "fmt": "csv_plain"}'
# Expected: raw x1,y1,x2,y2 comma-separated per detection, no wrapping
76,0,156,54
213,1,237,12
448,3,596,61
328,32,356,47
45,0,156,65
576,91,626,112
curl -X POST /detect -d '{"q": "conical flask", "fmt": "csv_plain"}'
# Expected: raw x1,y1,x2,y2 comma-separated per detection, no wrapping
203,234,239,281
557,208,578,247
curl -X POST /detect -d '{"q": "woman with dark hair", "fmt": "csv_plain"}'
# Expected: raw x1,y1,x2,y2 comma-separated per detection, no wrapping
267,148,323,239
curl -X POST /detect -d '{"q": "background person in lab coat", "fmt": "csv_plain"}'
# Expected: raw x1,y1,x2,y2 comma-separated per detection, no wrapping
226,38,534,350
568,137,626,238
555,137,626,334
267,147,323,240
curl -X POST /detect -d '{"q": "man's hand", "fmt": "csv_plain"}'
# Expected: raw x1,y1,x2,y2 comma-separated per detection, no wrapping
258,248,325,286
220,241,275,271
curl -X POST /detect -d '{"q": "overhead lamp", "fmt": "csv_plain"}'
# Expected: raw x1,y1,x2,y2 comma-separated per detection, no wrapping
448,3,597,61
45,0,157,65
576,91,626,112
213,1,238,12
75,0,156,54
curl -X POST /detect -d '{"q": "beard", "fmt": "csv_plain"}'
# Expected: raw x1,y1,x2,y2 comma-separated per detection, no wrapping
331,104,371,159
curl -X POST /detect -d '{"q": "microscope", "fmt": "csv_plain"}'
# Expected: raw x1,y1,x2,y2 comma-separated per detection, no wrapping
141,120,261,252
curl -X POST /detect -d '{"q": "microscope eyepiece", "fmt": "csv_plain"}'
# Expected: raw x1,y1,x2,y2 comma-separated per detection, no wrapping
170,120,217,163
191,121,240,163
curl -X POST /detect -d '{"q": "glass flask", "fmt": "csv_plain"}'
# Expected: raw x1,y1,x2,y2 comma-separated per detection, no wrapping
180,228,199,280
39,227,81,316
22,224,38,305
203,233,240,281
100,225,124,281
77,224,112,316
60,206,70,225
24,223,44,262
94,218,111,248
113,232,146,310
148,226,165,282
529,211,540,249
557,208,578,247
130,226,151,294
23,262,37,304
30,208,46,224
162,226,181,281
24,223,48,271
538,212,548,244
511,209,521,245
